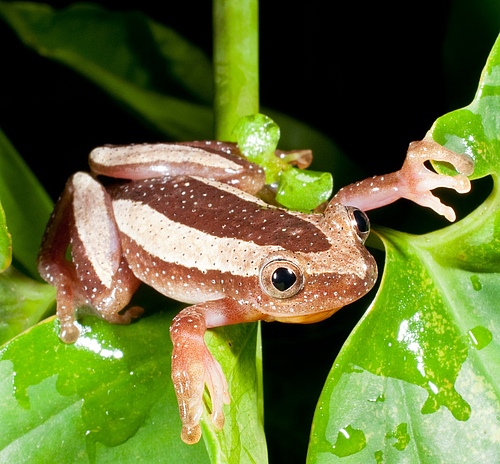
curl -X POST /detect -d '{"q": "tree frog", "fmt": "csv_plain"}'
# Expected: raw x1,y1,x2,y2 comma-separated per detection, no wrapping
37,138,473,444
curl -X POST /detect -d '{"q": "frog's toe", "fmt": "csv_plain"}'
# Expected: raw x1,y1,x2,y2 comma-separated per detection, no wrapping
56,296,81,343
105,305,144,324
401,140,474,221
204,352,230,430
171,346,205,441
406,191,458,222
181,423,202,445
171,343,229,443
59,319,81,343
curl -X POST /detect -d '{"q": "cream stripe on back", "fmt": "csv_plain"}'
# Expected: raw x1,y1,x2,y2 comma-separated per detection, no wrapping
113,199,282,276
112,198,370,279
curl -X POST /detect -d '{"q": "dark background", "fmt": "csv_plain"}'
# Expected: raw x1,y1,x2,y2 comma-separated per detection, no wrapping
2,1,496,198
1,1,498,462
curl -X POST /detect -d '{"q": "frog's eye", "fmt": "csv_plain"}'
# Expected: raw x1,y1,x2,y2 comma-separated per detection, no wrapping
347,207,370,243
259,258,304,299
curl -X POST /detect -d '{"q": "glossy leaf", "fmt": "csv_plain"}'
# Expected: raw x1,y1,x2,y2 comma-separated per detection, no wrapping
0,127,52,278
0,266,55,345
0,310,265,463
233,113,334,210
276,168,333,212
308,34,500,462
0,200,11,272
0,127,54,342
233,113,284,183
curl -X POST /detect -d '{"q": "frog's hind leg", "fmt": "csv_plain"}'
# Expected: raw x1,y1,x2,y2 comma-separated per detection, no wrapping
38,172,142,343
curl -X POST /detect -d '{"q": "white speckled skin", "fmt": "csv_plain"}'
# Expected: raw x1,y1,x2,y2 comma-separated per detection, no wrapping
37,139,472,444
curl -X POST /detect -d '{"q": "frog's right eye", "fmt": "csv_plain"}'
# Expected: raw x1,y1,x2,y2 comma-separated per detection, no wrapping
347,207,370,243
259,258,304,299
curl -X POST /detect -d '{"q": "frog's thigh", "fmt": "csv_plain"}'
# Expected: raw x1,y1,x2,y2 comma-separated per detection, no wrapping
69,173,141,320
89,142,266,194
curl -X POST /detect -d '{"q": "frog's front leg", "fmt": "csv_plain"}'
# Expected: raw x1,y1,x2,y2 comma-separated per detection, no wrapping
170,298,265,444
334,139,474,221
38,172,142,343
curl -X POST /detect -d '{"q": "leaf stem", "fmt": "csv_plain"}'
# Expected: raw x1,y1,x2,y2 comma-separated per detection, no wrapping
213,0,259,140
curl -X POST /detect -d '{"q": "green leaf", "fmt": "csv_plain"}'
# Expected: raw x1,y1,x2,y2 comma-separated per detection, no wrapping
0,2,214,140
0,128,53,343
233,113,285,183
0,200,12,272
203,323,267,463
233,113,335,210
0,310,266,463
276,168,333,212
307,35,500,462
0,266,55,345
0,127,52,278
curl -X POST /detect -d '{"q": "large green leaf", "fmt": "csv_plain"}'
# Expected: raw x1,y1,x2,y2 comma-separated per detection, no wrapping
307,35,500,462
0,309,266,463
0,266,55,345
0,128,52,278
0,128,54,343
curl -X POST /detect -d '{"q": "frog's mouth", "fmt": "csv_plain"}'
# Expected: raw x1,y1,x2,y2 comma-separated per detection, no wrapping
271,307,339,324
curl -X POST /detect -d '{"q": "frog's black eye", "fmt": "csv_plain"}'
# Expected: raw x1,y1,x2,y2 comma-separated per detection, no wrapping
272,267,296,291
347,207,370,243
259,258,304,299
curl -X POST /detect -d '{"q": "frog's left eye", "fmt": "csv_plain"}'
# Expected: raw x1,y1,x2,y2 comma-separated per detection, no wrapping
347,207,370,243
259,258,304,299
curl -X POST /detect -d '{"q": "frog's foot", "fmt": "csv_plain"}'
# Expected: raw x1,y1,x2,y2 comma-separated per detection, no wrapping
101,305,144,324
399,139,474,221
59,310,81,344
52,279,81,343
275,148,313,169
170,309,230,444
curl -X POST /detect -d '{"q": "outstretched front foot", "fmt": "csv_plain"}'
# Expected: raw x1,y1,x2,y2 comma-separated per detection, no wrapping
397,139,474,221
333,138,474,221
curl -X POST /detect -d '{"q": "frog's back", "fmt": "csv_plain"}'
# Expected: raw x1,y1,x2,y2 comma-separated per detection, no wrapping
109,175,333,252
107,176,328,301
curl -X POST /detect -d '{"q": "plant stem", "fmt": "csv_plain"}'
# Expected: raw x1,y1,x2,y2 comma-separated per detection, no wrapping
213,0,259,140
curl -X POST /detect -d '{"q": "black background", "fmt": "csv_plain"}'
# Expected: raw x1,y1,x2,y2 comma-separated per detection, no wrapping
1,1,498,462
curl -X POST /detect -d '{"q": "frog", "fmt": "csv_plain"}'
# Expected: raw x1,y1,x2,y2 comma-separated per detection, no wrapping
37,137,473,444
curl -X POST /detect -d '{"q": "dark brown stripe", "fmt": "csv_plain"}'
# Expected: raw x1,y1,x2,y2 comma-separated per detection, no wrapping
110,176,331,253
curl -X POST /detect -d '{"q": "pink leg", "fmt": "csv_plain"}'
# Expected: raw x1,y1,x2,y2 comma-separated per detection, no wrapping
169,298,264,444
38,172,142,343
333,139,474,221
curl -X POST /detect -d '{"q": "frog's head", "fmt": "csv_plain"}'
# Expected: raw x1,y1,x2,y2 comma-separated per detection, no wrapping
257,203,377,323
